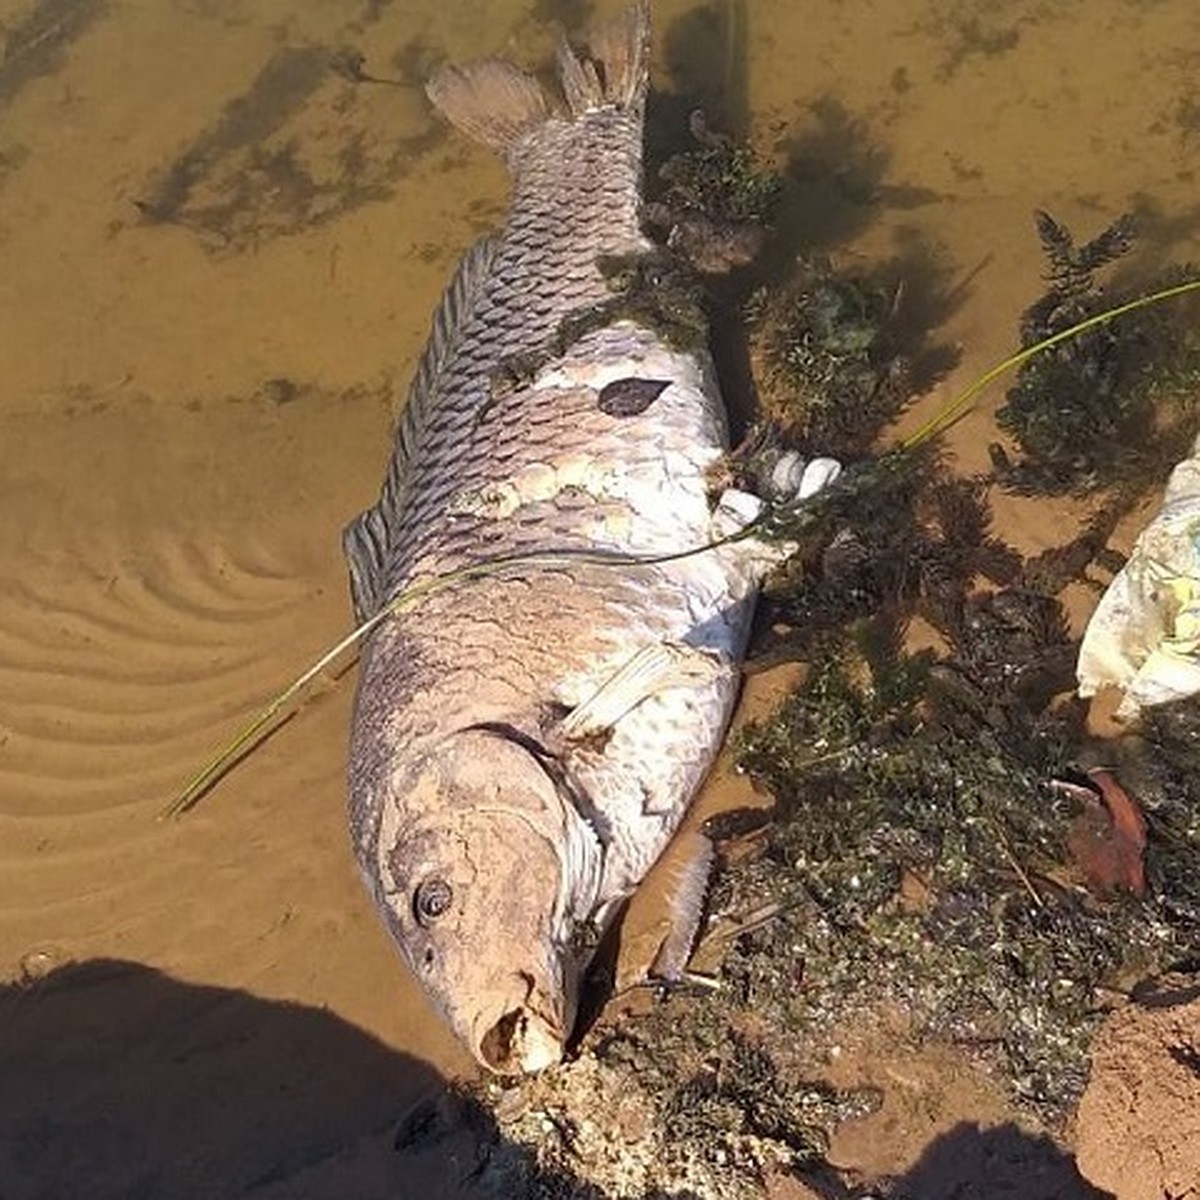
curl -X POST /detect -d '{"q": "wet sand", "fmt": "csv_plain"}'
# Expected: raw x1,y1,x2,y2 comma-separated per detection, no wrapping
1,0,1198,1195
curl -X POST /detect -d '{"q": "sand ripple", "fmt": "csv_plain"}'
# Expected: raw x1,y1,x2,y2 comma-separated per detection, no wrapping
0,529,333,818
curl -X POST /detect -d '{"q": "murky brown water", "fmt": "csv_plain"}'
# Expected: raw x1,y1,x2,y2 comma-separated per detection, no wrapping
1,0,1197,1194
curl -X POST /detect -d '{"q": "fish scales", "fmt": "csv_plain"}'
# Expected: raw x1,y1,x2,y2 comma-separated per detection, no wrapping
344,2,764,1073
378,121,647,549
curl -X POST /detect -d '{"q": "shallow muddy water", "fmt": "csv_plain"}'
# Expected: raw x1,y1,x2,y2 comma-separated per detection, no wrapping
1,0,1197,1195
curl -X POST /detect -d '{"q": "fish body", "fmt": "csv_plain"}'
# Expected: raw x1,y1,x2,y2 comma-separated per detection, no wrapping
345,3,764,1073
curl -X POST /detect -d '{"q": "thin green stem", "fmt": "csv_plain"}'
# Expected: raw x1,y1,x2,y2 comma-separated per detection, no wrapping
164,275,1200,819
161,529,766,818
900,278,1200,451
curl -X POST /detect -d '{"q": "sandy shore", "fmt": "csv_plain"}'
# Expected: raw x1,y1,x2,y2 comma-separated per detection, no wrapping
2,0,1198,1195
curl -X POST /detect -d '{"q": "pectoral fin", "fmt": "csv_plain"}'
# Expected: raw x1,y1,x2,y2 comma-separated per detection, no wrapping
558,643,724,742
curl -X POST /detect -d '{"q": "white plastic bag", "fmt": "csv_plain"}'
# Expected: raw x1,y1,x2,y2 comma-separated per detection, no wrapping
1077,432,1200,719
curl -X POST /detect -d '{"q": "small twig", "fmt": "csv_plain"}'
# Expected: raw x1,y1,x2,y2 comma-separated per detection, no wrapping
989,818,1045,909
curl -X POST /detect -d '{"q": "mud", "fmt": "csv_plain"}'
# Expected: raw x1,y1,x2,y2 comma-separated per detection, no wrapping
1074,977,1200,1200
2,0,1199,1197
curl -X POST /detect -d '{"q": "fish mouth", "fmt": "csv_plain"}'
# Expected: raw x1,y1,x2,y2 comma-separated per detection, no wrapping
473,975,566,1075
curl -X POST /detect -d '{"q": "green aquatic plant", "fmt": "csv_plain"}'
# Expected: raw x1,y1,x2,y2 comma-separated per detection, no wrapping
644,109,783,276
753,254,912,457
703,234,1200,1130
730,619,1200,1116
906,272,1200,452
991,211,1200,494
657,116,782,227
752,452,1022,661
595,1013,868,1173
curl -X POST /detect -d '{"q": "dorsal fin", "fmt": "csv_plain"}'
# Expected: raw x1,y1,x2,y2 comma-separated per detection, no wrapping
342,235,499,622
396,235,498,467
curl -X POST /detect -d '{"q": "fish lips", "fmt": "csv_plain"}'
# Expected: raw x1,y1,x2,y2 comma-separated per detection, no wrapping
470,971,573,1075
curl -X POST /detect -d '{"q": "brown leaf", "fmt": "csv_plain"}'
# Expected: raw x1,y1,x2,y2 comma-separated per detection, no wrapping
1063,769,1147,896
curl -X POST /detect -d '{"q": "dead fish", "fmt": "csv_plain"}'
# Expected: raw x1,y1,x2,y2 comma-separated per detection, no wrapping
342,2,815,1074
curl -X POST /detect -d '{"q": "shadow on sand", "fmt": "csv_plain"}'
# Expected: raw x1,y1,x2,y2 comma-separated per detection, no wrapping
797,1122,1111,1199
1,958,456,1198
0,960,1112,1200
0,958,629,1200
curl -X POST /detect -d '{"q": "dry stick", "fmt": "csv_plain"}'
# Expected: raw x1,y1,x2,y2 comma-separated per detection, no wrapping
989,818,1046,911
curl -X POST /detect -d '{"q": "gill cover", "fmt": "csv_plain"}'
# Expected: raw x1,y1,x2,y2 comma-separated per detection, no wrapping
376,729,603,1072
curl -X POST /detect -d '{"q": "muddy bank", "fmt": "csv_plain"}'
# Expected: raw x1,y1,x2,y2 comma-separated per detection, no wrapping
2,0,1199,1197
1075,978,1200,1200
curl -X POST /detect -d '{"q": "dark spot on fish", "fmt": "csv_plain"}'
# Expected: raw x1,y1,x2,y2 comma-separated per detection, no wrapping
598,377,670,417
552,484,592,511
570,724,614,754
540,701,574,728
413,877,453,926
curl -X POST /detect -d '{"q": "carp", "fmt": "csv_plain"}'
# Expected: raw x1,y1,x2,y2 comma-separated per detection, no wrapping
344,2,830,1073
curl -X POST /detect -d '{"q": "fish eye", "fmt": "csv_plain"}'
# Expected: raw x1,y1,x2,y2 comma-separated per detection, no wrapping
413,877,453,927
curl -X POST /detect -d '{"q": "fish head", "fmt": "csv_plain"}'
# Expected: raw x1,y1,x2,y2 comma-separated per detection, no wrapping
374,728,601,1074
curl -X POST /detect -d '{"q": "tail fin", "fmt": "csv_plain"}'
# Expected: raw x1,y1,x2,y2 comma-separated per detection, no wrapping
425,60,548,154
426,2,651,152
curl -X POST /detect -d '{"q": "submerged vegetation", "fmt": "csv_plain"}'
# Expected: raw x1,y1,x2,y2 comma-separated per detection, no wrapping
644,109,784,278
991,210,1200,495
732,621,1200,1112
463,126,1200,1197
472,1017,876,1198
711,204,1200,1146
751,255,914,458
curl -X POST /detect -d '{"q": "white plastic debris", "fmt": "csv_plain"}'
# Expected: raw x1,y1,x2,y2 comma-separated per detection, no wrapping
797,455,843,500
767,450,843,502
1077,432,1200,719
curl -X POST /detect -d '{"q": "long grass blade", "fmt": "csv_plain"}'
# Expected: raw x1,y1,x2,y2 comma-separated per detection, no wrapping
161,609,393,818
164,276,1200,819
160,534,767,819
